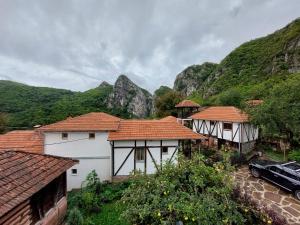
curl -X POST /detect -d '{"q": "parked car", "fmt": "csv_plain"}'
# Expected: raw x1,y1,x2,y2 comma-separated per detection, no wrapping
249,160,300,200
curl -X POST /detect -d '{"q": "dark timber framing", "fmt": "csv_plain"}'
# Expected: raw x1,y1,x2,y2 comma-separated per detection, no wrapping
111,140,180,176
192,119,257,152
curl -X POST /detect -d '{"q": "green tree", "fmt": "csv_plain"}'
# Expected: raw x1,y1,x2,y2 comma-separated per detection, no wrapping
155,90,183,118
249,74,300,146
0,113,7,134
217,88,243,107
121,154,244,225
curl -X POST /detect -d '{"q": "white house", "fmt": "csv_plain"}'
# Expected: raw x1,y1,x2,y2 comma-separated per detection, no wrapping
38,112,204,190
108,118,203,178
190,106,258,153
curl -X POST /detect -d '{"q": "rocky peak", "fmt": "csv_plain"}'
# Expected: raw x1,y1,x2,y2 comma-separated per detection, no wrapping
98,81,112,88
108,75,153,118
173,62,218,96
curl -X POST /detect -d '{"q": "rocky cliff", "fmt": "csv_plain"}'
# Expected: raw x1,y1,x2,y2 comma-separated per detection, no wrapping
173,18,300,98
173,62,217,96
108,75,153,118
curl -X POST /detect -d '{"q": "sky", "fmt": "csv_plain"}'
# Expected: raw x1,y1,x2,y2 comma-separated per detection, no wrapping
0,0,299,93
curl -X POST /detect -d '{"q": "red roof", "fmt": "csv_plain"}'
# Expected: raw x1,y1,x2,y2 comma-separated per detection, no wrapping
108,120,205,141
175,100,200,108
39,112,121,132
160,116,178,122
190,106,249,122
0,130,43,153
0,150,77,218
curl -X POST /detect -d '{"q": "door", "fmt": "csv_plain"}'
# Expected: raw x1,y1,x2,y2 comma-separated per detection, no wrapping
135,147,146,173
264,166,286,189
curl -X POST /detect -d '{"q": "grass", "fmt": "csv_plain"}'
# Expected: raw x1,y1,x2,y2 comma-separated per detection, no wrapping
86,201,129,225
263,148,286,162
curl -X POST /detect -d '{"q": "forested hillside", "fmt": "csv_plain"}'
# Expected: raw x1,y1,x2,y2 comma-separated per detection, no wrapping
0,75,153,129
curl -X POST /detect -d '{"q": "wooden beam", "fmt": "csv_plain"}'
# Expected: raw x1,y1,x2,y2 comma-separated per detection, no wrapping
144,141,147,174
114,147,134,176
147,147,159,172
112,141,115,177
160,140,162,170
168,146,179,163
134,141,136,173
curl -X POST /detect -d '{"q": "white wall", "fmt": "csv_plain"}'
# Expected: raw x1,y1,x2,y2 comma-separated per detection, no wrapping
193,120,258,143
113,140,178,176
44,132,111,190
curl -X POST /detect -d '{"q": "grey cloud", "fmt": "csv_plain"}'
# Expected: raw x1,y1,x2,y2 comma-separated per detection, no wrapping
0,0,299,92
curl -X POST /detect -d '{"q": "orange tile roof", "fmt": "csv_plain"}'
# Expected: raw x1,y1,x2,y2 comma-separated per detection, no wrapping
190,106,249,122
108,120,205,141
160,116,178,122
175,100,200,108
246,99,264,106
0,130,43,153
39,112,121,132
0,150,77,217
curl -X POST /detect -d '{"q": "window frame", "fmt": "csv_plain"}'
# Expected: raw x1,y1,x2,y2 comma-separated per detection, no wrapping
71,168,78,176
62,132,68,140
135,147,145,162
162,146,168,154
89,133,95,139
223,122,233,131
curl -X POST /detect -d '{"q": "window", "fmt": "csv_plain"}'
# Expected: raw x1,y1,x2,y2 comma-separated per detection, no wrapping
71,169,78,175
162,146,168,154
135,147,145,162
89,133,95,139
223,123,233,130
210,121,215,126
62,133,68,140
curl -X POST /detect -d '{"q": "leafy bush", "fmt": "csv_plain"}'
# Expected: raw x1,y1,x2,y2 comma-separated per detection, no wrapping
230,152,247,166
121,154,245,225
67,207,84,225
288,150,300,162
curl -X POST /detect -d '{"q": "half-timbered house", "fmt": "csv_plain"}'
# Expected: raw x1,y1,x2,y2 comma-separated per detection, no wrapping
0,150,77,225
108,119,205,179
190,106,258,153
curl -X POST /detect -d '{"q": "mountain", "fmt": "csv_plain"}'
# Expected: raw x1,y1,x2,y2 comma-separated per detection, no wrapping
0,75,153,128
173,18,300,100
108,75,153,118
173,62,217,96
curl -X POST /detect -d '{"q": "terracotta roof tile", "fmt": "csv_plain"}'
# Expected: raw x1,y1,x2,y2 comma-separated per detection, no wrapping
39,112,121,132
108,120,205,141
175,100,200,108
190,106,249,122
0,150,77,217
159,116,178,122
0,130,43,153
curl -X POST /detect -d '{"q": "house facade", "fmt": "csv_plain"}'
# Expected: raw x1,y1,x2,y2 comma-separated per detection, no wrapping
108,119,203,178
0,150,77,225
39,112,121,190
190,106,258,153
36,112,204,190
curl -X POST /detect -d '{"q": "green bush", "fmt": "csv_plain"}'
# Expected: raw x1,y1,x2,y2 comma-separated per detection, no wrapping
288,150,300,162
67,207,84,225
121,154,245,225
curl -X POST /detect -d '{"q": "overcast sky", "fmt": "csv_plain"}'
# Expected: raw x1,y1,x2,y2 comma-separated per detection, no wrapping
0,0,299,93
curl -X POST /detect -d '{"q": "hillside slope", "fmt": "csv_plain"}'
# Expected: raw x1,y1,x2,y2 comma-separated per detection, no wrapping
0,75,153,128
174,18,300,99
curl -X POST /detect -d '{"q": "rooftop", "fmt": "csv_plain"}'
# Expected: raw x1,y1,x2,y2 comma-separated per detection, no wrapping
0,150,77,217
108,119,205,141
246,99,264,106
39,112,121,132
175,100,201,108
0,130,43,153
159,116,178,122
190,106,249,122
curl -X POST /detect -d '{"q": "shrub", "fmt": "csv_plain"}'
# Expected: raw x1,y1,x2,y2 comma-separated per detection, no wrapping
121,154,245,225
67,207,84,225
81,191,101,213
230,152,247,166
288,150,300,162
